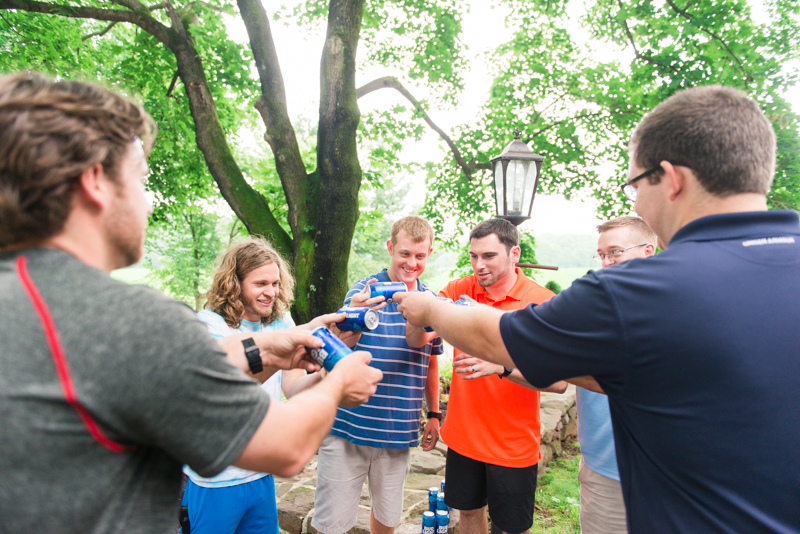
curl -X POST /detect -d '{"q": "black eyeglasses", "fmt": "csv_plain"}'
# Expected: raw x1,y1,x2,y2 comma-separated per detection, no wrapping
620,167,661,201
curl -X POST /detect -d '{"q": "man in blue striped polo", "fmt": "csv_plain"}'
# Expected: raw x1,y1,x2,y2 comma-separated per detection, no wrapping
312,215,443,534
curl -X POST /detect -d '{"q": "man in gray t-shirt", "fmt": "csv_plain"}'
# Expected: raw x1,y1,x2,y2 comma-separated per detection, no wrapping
0,73,382,533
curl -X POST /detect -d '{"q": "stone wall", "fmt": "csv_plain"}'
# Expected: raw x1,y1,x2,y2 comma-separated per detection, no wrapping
275,386,578,534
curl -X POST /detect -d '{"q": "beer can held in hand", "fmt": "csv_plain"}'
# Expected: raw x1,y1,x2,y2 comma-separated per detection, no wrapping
305,327,352,371
454,297,477,307
422,511,436,534
369,281,407,303
336,307,380,332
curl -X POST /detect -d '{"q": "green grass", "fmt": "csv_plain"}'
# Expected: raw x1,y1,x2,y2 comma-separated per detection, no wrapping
532,441,582,534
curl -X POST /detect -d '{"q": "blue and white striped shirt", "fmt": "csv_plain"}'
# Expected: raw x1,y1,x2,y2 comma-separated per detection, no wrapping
330,269,443,448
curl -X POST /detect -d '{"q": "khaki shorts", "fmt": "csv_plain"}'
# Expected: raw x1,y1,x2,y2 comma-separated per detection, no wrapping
312,435,411,534
578,458,629,534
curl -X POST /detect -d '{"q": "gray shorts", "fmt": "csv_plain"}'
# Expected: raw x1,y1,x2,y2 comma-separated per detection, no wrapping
311,435,411,533
578,458,628,534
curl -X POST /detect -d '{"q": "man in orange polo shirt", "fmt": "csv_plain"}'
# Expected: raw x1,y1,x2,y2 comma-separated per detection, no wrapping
408,218,567,534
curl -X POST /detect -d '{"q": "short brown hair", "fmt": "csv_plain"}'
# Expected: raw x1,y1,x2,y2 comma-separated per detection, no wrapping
630,85,775,196
597,216,657,246
0,73,156,248
204,237,294,328
390,215,434,246
470,218,519,253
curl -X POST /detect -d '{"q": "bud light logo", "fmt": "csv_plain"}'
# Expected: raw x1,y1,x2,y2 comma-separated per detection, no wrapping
311,348,329,359
423,527,435,534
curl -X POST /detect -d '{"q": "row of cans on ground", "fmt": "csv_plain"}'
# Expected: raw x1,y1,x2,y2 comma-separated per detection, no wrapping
423,481,449,534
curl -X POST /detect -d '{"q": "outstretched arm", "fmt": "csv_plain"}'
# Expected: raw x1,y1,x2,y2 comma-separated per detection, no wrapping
234,351,383,477
395,292,514,368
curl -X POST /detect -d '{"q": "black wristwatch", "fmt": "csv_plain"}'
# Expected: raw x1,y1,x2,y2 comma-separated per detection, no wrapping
427,411,443,421
498,367,513,379
242,337,263,374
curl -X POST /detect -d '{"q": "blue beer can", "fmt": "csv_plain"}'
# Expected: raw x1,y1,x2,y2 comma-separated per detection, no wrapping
440,479,445,494
336,307,380,332
454,297,477,307
423,297,453,332
436,509,449,534
436,492,449,512
428,486,439,512
422,511,436,534
305,327,352,371
369,281,407,303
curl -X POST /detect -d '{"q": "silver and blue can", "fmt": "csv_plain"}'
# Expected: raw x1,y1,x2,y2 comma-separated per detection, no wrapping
369,281,407,303
436,492,449,512
422,511,436,534
428,486,439,512
305,327,352,371
336,307,380,332
435,509,449,534
440,479,445,494
454,297,477,307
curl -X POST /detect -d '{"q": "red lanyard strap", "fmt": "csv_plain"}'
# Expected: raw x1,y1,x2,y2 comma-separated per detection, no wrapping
16,255,137,453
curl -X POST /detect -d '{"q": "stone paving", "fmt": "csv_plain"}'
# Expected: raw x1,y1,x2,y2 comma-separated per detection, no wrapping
275,386,577,534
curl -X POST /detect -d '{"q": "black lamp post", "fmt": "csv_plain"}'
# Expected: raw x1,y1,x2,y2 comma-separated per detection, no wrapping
489,127,545,227
489,128,558,271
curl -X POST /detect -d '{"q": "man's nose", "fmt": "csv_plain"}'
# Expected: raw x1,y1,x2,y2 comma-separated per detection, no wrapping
602,256,615,268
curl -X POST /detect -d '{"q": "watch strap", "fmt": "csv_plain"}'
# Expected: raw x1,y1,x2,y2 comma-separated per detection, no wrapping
499,367,513,379
426,411,443,421
242,337,263,374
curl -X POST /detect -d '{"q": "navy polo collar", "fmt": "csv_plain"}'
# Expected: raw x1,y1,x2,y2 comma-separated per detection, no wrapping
669,210,800,246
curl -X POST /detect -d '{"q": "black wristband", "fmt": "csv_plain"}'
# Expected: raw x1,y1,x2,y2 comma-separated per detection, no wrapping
498,367,513,379
426,411,443,421
242,337,263,374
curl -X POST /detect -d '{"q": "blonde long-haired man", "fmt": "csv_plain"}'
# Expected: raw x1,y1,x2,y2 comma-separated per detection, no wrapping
577,216,656,534
182,237,326,534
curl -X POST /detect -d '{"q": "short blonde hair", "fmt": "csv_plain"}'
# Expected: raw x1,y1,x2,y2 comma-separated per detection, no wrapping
597,216,657,246
204,237,294,328
390,215,434,246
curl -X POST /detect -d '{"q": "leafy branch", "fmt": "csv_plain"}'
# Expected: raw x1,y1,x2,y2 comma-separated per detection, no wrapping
664,0,752,84
357,76,478,180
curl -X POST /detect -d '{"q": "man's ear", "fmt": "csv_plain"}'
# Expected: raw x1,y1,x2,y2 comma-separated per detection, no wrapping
77,163,111,209
644,244,657,257
386,239,393,255
510,245,522,263
660,160,687,201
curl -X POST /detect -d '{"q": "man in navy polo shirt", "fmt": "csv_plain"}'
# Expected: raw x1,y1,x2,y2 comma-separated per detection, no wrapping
395,85,800,533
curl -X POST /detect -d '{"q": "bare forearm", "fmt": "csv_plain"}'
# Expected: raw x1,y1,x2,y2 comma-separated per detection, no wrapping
406,323,438,349
424,355,439,412
282,369,324,398
426,302,514,368
233,376,343,476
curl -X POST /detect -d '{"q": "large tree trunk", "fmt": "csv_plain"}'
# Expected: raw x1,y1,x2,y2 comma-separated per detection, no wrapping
294,0,365,322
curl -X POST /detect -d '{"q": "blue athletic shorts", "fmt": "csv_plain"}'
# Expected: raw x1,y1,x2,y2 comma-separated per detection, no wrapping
180,475,279,534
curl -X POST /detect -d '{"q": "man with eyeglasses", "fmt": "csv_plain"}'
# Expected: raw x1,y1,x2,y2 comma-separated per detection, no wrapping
395,85,800,533
580,216,656,534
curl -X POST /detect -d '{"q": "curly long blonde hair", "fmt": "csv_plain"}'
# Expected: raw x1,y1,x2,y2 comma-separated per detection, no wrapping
204,237,294,328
